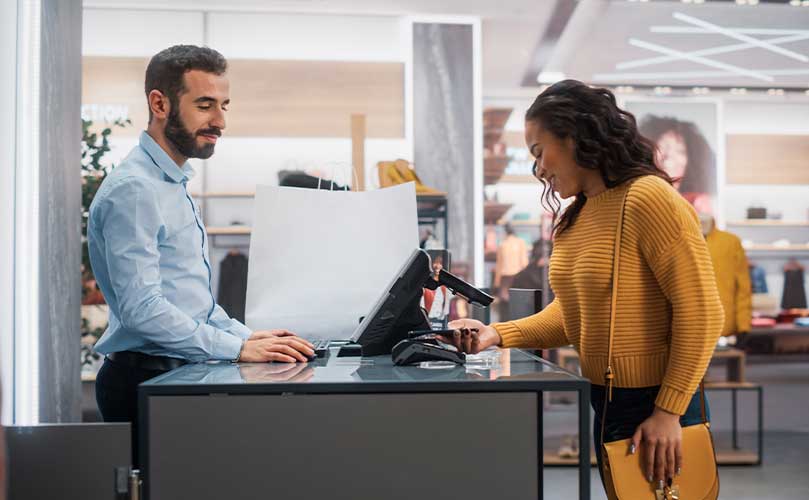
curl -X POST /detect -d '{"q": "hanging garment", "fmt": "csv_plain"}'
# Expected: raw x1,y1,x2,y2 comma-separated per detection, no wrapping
706,228,752,335
781,268,807,310
218,252,249,323
749,264,768,294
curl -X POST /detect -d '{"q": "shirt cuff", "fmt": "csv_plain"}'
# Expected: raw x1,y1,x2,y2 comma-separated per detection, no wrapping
228,321,253,340
213,330,245,361
655,384,693,415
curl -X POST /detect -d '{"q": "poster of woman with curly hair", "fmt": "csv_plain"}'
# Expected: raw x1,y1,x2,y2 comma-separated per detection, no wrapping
625,100,719,216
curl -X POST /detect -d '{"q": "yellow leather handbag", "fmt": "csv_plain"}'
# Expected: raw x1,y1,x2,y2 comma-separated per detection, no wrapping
600,186,719,500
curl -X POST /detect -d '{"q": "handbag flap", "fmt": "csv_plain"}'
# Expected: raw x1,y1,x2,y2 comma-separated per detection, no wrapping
604,423,718,499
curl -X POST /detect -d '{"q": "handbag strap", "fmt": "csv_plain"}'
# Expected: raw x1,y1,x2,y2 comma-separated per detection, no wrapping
600,181,708,449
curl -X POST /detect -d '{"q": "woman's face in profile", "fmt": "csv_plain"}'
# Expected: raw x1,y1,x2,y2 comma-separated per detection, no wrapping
525,119,580,199
656,130,688,188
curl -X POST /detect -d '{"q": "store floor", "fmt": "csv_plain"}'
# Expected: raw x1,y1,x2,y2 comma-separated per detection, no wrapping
541,359,809,499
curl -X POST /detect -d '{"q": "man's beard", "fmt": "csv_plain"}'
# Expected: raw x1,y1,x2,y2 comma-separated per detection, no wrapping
164,107,220,160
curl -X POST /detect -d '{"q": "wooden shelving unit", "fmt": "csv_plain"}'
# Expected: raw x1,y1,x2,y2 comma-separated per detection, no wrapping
727,220,809,227
744,244,809,252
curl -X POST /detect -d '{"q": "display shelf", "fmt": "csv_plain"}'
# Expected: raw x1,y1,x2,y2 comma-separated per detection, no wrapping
727,220,809,227
541,449,759,466
498,174,537,184
484,201,513,225
543,451,597,467
744,244,809,252
484,155,509,185
500,219,540,227
483,107,512,149
206,226,252,236
191,191,255,198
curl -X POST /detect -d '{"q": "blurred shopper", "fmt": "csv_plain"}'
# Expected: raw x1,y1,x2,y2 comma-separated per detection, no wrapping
444,80,723,494
88,45,313,466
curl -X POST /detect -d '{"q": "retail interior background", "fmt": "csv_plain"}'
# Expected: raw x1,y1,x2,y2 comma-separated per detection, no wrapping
82,7,809,315
485,94,809,309
81,8,482,299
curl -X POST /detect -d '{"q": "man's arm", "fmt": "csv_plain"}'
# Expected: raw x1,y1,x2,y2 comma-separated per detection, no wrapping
96,179,242,362
208,304,252,340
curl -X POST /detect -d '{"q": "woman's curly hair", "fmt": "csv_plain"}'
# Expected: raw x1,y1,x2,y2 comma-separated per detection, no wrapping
526,80,673,235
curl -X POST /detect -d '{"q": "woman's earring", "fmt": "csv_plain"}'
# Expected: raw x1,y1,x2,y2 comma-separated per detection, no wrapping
532,160,538,177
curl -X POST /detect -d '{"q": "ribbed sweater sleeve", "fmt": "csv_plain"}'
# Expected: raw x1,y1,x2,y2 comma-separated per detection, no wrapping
494,298,568,349
630,177,724,414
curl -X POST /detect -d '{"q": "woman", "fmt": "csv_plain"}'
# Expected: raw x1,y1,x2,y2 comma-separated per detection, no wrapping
445,80,723,494
639,115,716,215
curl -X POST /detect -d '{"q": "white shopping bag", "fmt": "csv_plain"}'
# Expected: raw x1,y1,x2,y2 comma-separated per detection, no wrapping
245,182,419,339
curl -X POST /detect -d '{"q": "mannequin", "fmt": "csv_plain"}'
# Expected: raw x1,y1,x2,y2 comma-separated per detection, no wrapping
701,214,752,337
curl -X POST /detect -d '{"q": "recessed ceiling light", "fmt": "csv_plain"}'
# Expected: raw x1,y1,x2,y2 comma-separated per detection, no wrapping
730,88,748,95
789,0,800,5
805,89,809,96
653,86,672,95
767,88,785,96
691,87,710,95
615,86,635,93
735,0,746,4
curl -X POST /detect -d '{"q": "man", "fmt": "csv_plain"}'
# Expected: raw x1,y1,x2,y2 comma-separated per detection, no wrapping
699,214,752,339
88,45,313,464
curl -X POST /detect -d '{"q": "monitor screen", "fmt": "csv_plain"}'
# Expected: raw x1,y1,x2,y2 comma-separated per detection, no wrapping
350,249,432,355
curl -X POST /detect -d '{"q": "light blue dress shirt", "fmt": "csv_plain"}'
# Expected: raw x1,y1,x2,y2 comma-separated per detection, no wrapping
88,131,251,362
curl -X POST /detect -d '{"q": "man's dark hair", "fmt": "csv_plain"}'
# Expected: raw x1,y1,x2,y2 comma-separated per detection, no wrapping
144,45,227,122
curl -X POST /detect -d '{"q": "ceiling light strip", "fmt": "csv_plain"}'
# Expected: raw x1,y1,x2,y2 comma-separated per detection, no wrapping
651,26,809,36
595,68,809,81
617,33,809,70
628,38,774,81
672,12,809,62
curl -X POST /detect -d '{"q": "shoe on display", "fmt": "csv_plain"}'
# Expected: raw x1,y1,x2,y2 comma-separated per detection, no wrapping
378,159,445,195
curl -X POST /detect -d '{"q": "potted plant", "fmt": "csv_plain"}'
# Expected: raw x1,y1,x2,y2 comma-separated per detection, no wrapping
80,117,129,375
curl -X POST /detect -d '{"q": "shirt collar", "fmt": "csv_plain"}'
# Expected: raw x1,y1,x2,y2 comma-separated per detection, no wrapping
139,131,196,183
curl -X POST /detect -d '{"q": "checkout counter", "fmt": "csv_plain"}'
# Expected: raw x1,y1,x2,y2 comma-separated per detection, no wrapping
138,347,591,500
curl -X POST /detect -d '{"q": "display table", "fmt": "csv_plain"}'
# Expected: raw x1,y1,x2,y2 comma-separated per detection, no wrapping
139,348,590,500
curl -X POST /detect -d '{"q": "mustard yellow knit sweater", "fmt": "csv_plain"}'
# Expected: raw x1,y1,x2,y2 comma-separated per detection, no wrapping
494,176,724,415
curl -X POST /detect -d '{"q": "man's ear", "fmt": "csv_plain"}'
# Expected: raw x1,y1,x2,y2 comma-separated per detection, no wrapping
148,89,170,121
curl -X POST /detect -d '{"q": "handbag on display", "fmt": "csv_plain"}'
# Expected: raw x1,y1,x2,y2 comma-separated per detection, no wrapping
599,185,719,500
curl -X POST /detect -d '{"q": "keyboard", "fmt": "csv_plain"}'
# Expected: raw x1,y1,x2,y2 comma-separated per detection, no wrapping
309,339,331,359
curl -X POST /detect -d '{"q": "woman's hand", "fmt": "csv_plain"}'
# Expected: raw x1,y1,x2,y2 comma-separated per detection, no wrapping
631,406,682,485
440,319,502,354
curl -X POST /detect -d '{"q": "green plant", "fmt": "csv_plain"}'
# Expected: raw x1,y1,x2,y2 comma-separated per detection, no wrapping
80,118,129,342
81,118,129,298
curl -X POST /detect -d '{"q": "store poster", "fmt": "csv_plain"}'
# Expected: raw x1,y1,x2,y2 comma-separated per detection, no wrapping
624,100,719,216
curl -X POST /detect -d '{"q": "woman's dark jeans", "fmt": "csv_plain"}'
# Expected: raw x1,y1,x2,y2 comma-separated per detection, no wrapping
591,384,710,487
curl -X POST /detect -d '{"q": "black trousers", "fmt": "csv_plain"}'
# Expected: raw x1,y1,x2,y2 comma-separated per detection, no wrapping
95,357,170,468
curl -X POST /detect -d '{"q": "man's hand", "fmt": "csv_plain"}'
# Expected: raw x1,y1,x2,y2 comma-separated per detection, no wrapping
239,335,315,363
249,329,299,341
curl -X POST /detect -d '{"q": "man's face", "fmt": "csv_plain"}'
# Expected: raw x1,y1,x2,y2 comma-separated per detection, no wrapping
164,69,230,160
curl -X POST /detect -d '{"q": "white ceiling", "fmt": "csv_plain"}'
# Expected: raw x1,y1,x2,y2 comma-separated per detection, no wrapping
555,0,809,90
83,0,550,97
84,0,809,94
